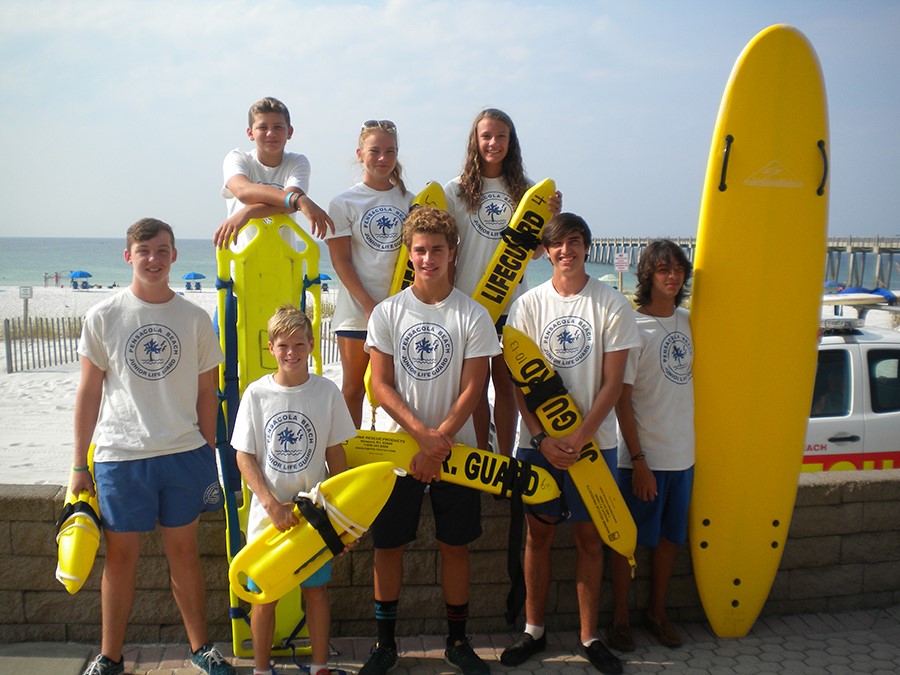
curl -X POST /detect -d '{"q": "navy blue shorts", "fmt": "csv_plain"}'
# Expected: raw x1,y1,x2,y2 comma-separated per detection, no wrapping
617,466,694,547
335,330,367,340
95,445,223,532
370,474,482,548
517,446,617,523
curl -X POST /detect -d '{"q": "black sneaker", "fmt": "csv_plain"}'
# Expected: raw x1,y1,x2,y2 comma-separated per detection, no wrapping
500,632,546,666
582,639,623,674
358,643,398,675
82,654,124,675
444,637,490,674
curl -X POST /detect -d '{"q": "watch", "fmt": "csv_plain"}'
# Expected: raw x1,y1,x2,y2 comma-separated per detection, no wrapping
530,431,548,450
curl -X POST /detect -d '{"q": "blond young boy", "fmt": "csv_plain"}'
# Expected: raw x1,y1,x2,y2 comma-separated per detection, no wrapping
232,305,355,675
214,96,333,248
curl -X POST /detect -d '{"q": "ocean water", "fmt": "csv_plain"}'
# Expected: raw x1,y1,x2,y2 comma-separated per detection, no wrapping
0,236,638,293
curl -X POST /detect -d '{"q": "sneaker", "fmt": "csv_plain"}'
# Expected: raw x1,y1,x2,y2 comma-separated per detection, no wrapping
83,654,124,675
582,639,623,674
358,643,398,674
500,632,546,666
444,637,490,674
605,622,636,652
190,642,236,675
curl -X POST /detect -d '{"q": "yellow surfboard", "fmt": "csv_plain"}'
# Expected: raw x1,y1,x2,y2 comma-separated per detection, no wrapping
217,214,323,656
472,178,557,323
364,182,448,414
689,24,829,638
502,326,638,570
229,462,398,604
343,429,560,505
55,445,101,595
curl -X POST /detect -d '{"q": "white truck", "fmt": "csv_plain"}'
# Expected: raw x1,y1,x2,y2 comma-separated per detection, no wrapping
804,317,900,471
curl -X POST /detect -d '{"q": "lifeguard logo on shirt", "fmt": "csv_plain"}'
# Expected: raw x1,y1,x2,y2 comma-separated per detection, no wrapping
361,205,405,252
541,316,593,369
399,322,453,380
660,331,693,385
472,191,515,239
125,324,181,380
264,411,317,474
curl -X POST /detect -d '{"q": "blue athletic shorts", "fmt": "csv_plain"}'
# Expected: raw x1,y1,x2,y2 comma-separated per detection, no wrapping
94,445,223,533
616,466,694,547
335,330,367,340
247,560,332,592
370,474,482,548
517,446,617,523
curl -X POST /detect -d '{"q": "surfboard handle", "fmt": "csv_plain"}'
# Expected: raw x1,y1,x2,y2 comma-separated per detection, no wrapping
718,135,734,192
817,140,828,196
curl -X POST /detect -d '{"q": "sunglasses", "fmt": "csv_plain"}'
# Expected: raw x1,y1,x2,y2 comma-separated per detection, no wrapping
362,119,397,133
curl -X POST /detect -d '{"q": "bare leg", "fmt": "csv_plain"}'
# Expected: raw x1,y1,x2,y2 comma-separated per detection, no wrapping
337,335,370,429
610,552,633,627
648,538,677,623
490,354,518,457
438,543,470,605
472,369,492,450
161,518,208,651
100,531,141,662
303,585,331,666
250,601,277,671
573,521,602,643
373,546,405,601
523,515,555,627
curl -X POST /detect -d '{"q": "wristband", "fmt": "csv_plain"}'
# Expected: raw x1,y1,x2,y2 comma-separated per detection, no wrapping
284,192,293,209
72,465,90,472
291,191,305,210
630,452,646,462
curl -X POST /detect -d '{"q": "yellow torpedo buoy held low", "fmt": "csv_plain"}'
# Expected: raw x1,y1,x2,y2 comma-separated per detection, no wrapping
229,462,399,604
55,448,101,594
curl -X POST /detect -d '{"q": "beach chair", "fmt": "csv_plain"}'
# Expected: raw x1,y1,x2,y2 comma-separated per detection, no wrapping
195,281,202,291
185,281,192,291
215,215,324,659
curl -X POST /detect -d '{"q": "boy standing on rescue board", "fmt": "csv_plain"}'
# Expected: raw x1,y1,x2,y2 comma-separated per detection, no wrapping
71,218,235,675
608,240,695,653
213,96,333,249
231,304,356,675
501,213,640,674
362,207,500,674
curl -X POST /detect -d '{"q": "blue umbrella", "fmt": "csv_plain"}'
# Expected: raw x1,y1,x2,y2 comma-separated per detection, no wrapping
320,273,332,281
181,272,206,280
69,270,92,279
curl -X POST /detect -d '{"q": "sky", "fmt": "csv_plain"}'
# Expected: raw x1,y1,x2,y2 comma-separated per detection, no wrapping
1,0,898,240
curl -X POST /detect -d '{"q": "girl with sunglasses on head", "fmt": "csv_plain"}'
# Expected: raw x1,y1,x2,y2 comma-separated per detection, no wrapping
444,108,561,456
326,120,413,428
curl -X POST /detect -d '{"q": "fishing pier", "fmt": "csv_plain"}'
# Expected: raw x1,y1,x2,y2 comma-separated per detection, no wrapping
589,236,900,289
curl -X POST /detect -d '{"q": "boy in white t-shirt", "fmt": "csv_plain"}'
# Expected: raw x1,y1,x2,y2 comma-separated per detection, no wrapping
232,305,355,675
72,218,233,675
608,240,695,653
213,96,333,248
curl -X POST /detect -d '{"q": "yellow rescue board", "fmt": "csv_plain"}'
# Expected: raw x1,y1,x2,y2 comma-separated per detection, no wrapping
689,24,829,638
472,178,556,323
344,429,560,505
229,462,398,604
502,326,637,569
365,182,448,412
55,445,101,595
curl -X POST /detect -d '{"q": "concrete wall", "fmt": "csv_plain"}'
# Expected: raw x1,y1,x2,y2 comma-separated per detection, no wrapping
2,470,898,644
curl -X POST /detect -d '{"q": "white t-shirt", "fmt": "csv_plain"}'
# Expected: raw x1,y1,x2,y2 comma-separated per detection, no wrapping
326,182,414,332
617,308,695,471
78,290,224,463
366,287,501,447
222,148,312,247
444,175,533,302
230,373,356,540
506,277,640,450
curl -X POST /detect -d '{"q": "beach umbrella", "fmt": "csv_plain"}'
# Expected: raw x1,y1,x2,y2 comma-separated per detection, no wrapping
182,272,206,280
69,270,92,279
320,273,332,281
